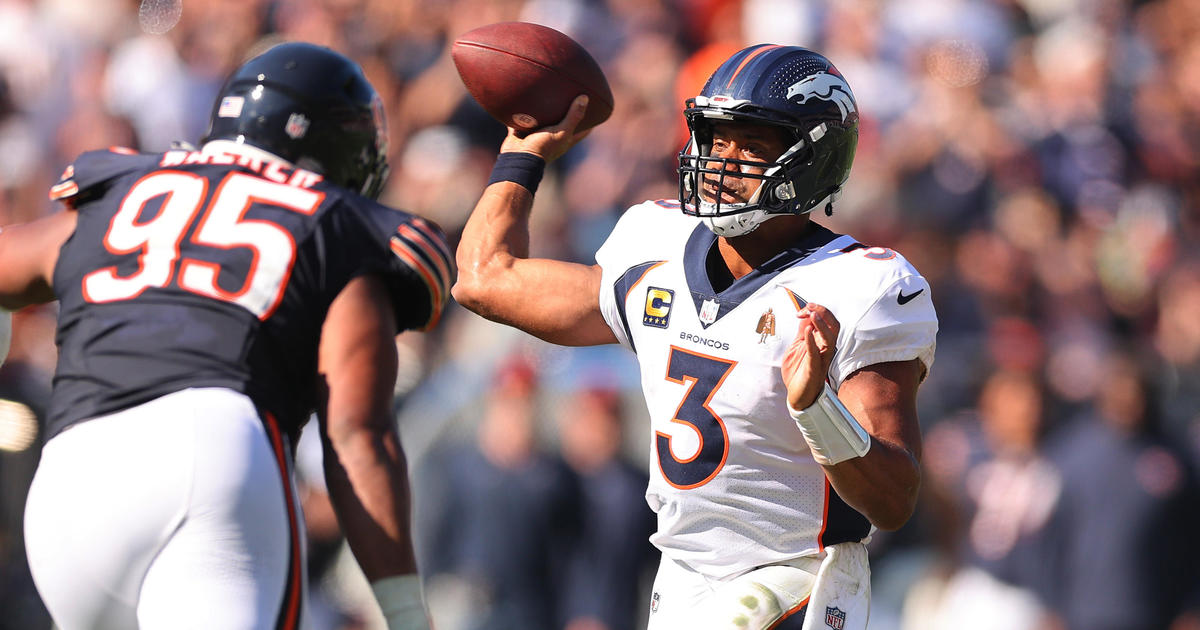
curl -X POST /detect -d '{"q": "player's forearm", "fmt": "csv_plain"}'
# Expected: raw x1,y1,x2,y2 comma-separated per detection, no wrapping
453,182,534,310
0,211,76,309
322,423,419,580
811,360,924,530
824,437,921,531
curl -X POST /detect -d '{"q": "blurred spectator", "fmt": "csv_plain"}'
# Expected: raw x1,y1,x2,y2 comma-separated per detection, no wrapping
557,385,656,630
900,368,1058,630
0,352,51,630
1040,350,1200,630
420,355,578,630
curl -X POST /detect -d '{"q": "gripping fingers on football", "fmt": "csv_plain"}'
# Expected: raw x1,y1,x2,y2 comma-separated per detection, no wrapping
550,94,591,135
501,95,590,163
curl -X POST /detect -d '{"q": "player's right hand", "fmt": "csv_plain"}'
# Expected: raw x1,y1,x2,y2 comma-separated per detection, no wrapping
499,94,591,164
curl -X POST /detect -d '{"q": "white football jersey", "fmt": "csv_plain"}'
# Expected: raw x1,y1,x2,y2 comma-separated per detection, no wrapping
595,200,938,578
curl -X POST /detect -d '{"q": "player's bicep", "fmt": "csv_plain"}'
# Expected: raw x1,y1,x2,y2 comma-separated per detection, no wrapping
836,358,924,462
317,274,399,437
0,210,77,310
458,257,617,347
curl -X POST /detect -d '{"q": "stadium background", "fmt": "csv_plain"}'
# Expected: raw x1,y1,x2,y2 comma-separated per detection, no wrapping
0,0,1198,628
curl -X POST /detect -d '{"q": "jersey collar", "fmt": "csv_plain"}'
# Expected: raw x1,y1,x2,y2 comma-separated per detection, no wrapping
201,140,294,167
682,222,839,328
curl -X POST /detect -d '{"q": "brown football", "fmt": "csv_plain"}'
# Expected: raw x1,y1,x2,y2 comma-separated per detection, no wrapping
451,22,614,132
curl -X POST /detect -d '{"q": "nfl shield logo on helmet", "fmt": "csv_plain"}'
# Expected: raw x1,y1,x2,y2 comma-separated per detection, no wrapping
284,113,310,139
825,606,847,629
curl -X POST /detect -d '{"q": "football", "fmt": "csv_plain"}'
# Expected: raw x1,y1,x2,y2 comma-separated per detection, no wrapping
451,22,614,132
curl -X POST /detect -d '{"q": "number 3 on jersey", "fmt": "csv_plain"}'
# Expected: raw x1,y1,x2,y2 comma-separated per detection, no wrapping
657,347,735,489
83,171,324,319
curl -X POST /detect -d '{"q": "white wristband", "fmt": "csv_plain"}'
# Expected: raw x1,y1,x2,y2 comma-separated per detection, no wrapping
0,309,10,368
370,574,430,630
789,383,871,465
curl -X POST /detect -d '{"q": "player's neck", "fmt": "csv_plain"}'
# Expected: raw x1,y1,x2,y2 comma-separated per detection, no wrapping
716,214,813,279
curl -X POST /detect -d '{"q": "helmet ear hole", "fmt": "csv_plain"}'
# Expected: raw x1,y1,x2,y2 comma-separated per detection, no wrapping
774,182,796,204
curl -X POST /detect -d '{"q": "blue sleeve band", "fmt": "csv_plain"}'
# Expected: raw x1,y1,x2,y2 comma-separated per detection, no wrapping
486,152,545,194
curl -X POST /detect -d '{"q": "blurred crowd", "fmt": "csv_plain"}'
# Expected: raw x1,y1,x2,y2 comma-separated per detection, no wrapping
1,0,1199,629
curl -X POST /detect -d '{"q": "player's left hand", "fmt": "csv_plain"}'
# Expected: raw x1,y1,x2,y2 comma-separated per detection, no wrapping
781,303,839,411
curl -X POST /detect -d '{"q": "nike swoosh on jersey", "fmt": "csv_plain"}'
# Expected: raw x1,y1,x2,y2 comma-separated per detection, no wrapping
897,288,924,305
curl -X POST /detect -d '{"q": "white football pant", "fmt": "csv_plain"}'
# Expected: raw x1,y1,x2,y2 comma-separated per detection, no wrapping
645,542,870,630
24,388,309,630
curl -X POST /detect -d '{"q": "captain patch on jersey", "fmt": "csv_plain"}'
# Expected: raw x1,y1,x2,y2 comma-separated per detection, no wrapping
644,287,674,328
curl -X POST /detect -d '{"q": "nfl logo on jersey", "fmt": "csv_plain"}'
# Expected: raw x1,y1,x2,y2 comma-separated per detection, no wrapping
825,606,846,629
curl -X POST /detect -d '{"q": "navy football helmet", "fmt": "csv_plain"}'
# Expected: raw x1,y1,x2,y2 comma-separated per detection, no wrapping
678,45,858,237
203,42,390,199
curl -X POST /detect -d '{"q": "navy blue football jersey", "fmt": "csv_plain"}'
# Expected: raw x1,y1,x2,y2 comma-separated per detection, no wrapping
45,144,453,439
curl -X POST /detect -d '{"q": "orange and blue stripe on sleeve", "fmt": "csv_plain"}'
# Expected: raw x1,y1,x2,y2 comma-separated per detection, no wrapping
388,217,455,331
48,164,79,201
49,148,156,204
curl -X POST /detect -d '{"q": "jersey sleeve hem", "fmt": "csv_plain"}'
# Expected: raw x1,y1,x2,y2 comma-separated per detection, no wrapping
833,344,937,389
831,274,937,388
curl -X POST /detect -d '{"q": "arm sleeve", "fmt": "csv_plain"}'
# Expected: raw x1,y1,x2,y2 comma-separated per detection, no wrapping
383,216,455,331
831,273,938,387
351,200,455,333
595,202,678,352
594,207,643,351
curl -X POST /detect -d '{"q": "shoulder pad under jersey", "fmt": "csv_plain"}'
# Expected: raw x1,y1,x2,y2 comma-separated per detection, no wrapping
386,214,455,331
49,147,160,205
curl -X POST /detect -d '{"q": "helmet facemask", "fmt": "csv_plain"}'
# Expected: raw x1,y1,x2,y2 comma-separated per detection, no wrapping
675,45,860,237
678,111,817,237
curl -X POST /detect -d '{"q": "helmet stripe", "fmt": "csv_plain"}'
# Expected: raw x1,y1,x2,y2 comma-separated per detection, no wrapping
725,44,782,89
